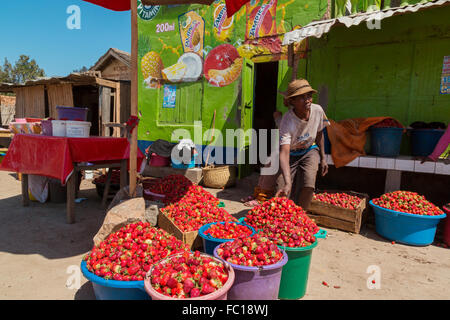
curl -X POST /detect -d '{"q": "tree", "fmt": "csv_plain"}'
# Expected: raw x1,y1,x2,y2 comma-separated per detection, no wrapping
0,58,13,83
13,55,46,84
0,55,46,84
73,66,89,73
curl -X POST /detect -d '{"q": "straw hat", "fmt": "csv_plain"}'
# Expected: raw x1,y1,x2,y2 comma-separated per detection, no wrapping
279,79,317,100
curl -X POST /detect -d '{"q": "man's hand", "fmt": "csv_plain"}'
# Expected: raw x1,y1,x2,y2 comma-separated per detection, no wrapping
273,111,282,121
291,140,308,151
275,183,291,198
320,159,328,176
420,156,434,164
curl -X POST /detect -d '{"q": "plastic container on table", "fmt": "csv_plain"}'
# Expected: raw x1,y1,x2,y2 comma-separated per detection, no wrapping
51,120,66,137
443,204,450,247
369,200,447,246
65,121,91,138
198,221,256,255
144,252,235,300
81,260,149,300
213,245,288,300
41,120,53,136
370,127,403,157
410,129,445,157
56,106,89,121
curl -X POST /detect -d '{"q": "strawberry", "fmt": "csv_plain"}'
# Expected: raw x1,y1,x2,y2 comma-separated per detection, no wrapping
217,234,283,267
244,197,319,248
150,252,229,298
183,278,195,294
201,283,216,295
190,287,201,298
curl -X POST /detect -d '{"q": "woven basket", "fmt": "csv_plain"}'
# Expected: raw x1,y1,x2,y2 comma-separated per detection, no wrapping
202,165,237,189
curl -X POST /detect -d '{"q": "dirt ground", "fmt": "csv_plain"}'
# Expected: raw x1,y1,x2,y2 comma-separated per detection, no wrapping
0,170,449,300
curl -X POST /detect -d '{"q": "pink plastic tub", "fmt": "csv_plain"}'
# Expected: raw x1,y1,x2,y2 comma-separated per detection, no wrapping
144,253,235,300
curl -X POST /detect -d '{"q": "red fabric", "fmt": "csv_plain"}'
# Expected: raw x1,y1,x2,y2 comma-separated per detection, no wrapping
0,134,145,184
225,0,250,17
82,0,131,11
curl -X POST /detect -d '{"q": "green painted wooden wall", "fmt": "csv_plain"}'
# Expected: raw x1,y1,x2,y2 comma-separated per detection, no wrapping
304,6,450,127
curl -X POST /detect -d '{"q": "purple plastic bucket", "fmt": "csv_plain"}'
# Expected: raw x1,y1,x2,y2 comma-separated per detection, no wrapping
213,246,288,300
41,120,53,136
56,106,88,121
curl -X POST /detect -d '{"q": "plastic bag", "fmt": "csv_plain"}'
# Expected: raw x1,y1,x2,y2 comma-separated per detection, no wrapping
28,175,49,203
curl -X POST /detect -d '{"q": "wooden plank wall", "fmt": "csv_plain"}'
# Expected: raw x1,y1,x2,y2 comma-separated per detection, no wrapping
119,81,131,124
47,84,74,119
13,86,45,118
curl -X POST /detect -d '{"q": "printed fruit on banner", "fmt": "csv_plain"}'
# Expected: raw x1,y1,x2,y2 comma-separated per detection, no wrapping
178,53,203,82
246,0,277,40
213,0,235,42
162,61,187,83
204,44,243,87
216,234,284,267
149,251,229,299
83,222,190,281
179,11,205,58
141,51,164,89
372,191,444,216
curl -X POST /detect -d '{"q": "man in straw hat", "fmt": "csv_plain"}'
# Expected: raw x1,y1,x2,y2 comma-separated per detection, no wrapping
275,79,330,209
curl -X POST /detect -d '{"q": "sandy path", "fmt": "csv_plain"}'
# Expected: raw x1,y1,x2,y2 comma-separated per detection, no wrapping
0,170,448,300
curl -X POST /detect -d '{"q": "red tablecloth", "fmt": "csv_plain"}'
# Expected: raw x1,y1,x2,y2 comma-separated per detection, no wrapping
0,134,145,184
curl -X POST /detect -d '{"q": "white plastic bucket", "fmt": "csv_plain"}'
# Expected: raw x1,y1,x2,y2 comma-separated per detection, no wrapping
52,120,67,137
66,121,91,138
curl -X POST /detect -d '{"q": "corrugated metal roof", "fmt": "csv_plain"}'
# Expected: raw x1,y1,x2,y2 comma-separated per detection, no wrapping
282,0,450,46
0,74,99,92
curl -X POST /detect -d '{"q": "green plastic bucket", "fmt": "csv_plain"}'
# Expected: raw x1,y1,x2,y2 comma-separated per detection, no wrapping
277,240,318,300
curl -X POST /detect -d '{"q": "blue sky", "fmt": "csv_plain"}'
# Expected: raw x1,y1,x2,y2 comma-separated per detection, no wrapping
0,0,131,77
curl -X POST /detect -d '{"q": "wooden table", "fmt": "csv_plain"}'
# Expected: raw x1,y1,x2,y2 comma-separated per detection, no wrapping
0,134,145,224
20,161,128,224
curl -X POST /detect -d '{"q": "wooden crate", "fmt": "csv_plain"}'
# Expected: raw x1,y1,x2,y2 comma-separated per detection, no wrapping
157,211,203,250
308,190,369,234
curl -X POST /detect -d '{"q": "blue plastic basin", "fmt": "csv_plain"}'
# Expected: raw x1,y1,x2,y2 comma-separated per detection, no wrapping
81,261,150,300
198,222,256,255
369,200,447,246
370,127,403,157
410,129,445,157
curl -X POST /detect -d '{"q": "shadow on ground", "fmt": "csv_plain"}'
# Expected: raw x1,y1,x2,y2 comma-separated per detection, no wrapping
74,282,96,300
0,186,108,260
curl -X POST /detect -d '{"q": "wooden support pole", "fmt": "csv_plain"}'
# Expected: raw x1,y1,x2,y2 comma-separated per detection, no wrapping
115,83,121,137
120,159,128,190
129,0,138,197
21,173,29,207
102,169,113,208
66,170,76,224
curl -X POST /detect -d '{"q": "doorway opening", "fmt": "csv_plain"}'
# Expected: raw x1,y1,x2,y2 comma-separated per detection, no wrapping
253,61,279,168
